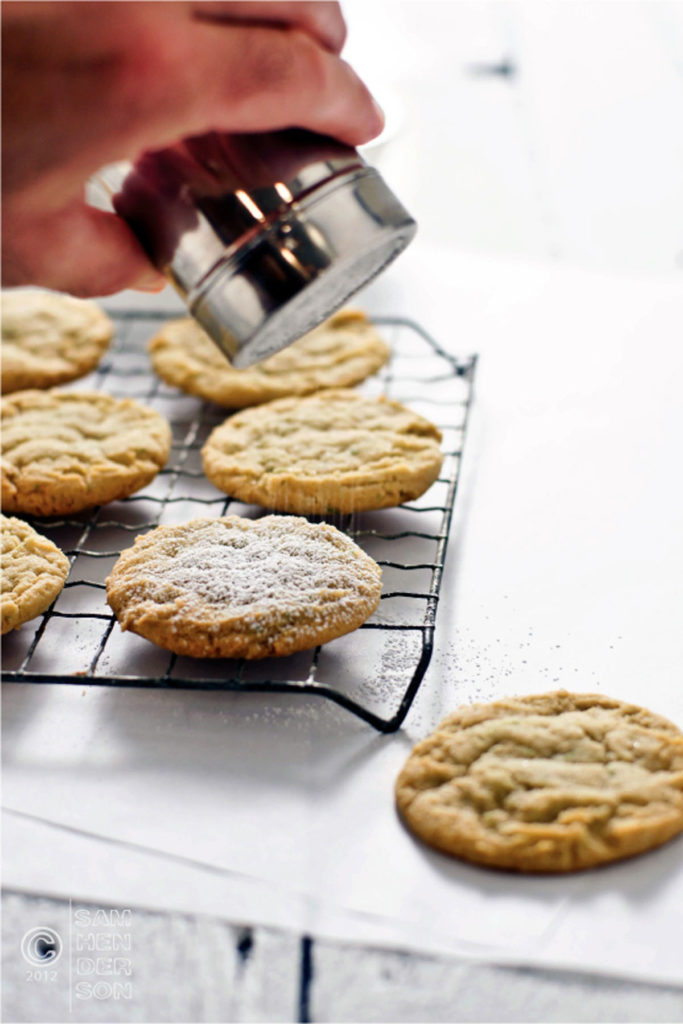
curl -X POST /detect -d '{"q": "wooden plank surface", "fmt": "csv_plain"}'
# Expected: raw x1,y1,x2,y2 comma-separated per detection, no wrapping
4,893,683,1023
1,893,302,1024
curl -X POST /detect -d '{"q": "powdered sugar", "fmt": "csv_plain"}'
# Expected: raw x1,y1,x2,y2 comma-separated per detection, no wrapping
151,519,373,610
106,516,382,658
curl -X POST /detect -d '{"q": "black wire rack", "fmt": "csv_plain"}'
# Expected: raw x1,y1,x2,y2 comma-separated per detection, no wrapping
2,308,477,732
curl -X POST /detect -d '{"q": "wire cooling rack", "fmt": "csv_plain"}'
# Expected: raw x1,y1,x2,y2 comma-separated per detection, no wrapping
2,308,476,732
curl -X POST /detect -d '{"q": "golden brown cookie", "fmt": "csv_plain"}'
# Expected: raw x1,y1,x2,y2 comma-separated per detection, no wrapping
1,515,70,634
1,389,171,516
106,515,382,659
202,389,443,514
148,309,390,408
395,691,683,873
1,289,113,393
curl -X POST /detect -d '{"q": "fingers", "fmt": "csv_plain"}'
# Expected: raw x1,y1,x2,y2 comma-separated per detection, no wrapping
149,22,384,151
2,200,166,297
1,1,383,301
3,4,381,199
191,2,347,54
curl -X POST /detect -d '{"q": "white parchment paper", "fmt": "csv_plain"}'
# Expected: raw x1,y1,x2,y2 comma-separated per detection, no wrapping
4,250,683,986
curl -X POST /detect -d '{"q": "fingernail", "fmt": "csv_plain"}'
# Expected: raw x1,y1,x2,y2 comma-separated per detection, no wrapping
133,271,167,294
134,281,167,294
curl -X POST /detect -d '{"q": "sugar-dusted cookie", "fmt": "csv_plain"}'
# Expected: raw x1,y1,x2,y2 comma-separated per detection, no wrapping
202,389,443,514
106,515,382,659
1,389,171,516
395,690,683,873
148,309,390,408
1,515,70,634
1,289,113,393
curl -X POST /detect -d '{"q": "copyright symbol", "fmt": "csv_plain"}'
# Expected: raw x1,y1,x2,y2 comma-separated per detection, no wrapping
20,926,63,966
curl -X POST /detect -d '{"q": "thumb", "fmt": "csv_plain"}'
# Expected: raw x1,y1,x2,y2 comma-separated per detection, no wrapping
2,199,166,297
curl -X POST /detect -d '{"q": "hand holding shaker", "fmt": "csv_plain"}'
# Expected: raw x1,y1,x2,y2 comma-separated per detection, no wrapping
96,129,416,367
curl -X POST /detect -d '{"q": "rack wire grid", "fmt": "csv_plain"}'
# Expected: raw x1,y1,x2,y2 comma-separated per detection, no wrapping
2,308,477,732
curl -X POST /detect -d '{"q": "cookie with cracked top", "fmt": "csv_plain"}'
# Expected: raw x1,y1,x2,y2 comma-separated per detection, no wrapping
106,514,382,659
1,515,70,634
148,309,390,408
202,388,443,514
395,690,683,872
1,389,171,516
2,289,113,393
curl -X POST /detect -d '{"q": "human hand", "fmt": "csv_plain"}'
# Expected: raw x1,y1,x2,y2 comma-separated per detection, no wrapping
2,1,383,296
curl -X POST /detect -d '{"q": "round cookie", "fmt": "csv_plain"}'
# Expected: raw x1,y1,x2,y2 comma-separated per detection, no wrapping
202,389,443,514
1,515,70,634
148,309,390,408
395,690,683,873
1,389,171,516
2,289,113,393
106,514,382,659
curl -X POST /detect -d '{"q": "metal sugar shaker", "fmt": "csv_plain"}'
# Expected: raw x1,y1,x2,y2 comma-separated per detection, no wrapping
94,129,416,367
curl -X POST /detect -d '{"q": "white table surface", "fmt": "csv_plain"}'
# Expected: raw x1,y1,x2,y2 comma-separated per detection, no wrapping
4,2,683,1021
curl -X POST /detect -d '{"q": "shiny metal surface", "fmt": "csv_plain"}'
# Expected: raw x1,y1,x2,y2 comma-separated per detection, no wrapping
96,130,416,367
